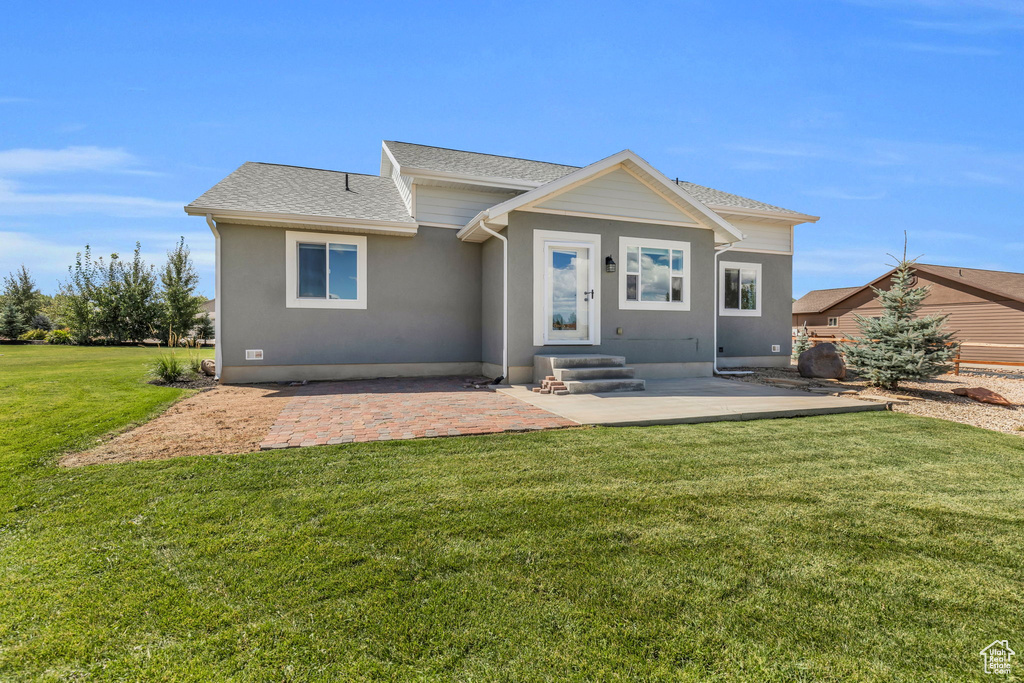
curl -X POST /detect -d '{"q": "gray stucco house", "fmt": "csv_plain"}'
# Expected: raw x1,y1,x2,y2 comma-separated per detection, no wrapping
185,141,818,385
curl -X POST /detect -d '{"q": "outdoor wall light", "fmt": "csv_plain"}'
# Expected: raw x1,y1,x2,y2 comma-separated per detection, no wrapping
605,255,616,273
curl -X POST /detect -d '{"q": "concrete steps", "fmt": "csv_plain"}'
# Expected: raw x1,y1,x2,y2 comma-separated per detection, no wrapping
533,354,645,395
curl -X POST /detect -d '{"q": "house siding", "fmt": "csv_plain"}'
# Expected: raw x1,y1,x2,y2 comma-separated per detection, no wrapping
503,211,717,379
217,223,482,381
794,271,1024,363
533,168,694,224
415,185,518,226
716,252,793,361
729,219,792,253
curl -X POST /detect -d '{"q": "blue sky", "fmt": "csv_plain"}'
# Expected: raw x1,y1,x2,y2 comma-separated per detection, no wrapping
2,0,1022,298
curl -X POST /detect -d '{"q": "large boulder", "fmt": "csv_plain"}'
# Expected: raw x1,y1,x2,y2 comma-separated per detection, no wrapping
200,359,216,377
797,343,846,380
952,387,1013,407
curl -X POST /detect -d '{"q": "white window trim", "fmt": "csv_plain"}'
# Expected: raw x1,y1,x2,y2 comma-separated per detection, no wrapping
719,260,762,317
827,317,839,327
618,236,691,311
285,230,367,309
532,229,601,347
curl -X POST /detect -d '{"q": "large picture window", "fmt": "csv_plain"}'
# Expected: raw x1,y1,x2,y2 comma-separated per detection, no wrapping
618,237,690,311
719,261,761,316
285,231,367,309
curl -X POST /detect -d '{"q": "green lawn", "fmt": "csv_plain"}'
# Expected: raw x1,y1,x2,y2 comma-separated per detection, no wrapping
1,345,1023,681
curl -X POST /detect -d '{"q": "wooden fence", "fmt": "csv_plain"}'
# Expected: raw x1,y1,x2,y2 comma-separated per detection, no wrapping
792,335,1024,375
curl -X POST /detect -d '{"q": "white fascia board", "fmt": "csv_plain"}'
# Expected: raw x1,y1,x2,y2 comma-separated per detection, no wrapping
380,141,401,178
184,206,419,236
711,205,820,224
401,167,542,192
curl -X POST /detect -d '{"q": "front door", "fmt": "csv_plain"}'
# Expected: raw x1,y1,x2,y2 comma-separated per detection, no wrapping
543,241,595,344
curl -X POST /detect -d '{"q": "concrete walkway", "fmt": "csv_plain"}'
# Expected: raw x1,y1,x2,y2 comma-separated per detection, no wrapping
498,376,886,426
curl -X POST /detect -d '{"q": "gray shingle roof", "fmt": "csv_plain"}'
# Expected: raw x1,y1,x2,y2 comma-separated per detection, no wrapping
384,141,579,184
186,162,414,223
385,141,806,216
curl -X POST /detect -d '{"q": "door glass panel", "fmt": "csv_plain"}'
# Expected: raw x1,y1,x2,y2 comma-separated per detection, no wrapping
546,245,591,342
640,247,671,302
298,243,327,298
550,250,578,331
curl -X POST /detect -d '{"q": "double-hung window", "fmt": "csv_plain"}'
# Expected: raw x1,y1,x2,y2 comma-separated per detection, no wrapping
285,231,367,309
618,237,690,310
719,261,761,316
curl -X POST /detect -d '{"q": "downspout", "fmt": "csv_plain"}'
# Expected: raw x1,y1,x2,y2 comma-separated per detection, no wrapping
205,214,223,381
713,241,751,376
478,219,508,383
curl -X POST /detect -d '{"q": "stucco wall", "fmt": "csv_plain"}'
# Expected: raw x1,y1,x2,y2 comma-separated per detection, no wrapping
716,251,793,359
480,230,505,369
504,212,717,371
218,223,482,372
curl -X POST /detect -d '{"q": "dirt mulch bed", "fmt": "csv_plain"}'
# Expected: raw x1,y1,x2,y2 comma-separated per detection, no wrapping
147,374,218,389
61,384,297,467
726,366,1024,436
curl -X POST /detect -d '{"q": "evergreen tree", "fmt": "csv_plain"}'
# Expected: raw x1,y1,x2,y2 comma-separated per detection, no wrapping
792,324,811,361
838,257,958,390
193,311,215,340
159,237,203,343
0,302,27,340
2,265,42,321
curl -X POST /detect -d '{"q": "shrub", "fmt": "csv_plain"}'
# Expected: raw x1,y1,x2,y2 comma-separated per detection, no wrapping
31,313,53,331
45,329,74,345
150,353,186,383
18,329,48,341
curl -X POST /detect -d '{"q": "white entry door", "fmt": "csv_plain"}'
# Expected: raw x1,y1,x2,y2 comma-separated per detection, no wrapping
543,241,596,344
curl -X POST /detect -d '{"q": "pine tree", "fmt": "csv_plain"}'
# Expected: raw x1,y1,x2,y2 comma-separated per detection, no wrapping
838,257,958,390
791,324,811,361
2,265,42,322
0,302,27,340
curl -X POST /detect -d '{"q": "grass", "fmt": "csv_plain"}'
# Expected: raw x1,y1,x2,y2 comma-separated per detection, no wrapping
1,345,1023,681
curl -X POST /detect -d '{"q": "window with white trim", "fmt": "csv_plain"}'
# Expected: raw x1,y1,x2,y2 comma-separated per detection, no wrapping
719,261,762,316
285,231,367,309
827,317,839,327
618,237,690,310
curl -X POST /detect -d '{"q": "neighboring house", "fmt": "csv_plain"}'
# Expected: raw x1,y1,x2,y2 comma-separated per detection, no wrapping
200,298,216,323
185,141,818,384
793,263,1024,364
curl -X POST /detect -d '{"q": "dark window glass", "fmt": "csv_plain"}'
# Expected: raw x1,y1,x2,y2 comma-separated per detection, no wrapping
298,243,326,298
724,268,740,309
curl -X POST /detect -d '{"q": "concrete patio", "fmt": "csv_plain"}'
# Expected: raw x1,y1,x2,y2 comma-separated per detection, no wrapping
498,376,887,426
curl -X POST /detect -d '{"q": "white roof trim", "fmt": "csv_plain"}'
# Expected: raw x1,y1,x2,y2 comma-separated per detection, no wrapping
184,206,419,236
711,205,820,224
457,150,745,243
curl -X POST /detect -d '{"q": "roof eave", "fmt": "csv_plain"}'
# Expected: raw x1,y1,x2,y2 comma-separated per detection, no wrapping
185,206,419,236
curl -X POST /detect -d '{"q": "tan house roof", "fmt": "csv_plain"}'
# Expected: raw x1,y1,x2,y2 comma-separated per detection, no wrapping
792,286,863,314
794,263,1024,315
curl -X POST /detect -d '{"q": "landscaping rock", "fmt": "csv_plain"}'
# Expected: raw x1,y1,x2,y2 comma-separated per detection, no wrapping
798,343,846,380
952,387,1014,407
201,359,216,376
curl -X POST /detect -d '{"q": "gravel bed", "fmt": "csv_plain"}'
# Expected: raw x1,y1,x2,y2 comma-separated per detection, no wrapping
724,365,1024,436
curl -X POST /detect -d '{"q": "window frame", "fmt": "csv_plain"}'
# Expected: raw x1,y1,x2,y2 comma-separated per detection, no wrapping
827,316,839,327
285,230,367,309
618,236,691,311
719,260,762,317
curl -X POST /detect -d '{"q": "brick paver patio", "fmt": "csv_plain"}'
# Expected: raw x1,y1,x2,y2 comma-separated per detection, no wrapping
260,377,576,449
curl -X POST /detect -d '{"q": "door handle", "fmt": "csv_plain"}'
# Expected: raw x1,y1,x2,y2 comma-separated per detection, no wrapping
584,289,595,301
